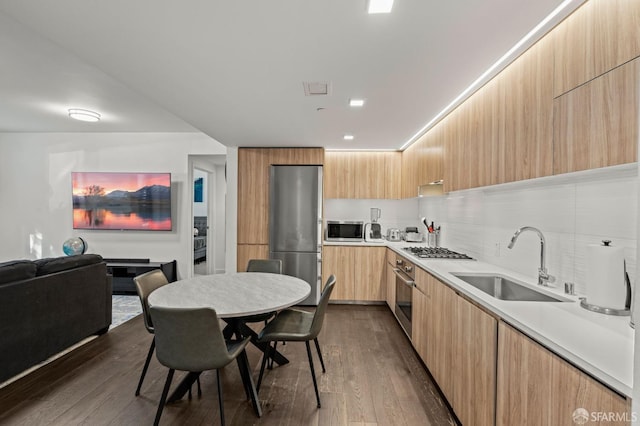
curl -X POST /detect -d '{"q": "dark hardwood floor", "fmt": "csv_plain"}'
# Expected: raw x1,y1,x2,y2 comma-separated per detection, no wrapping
0,305,456,425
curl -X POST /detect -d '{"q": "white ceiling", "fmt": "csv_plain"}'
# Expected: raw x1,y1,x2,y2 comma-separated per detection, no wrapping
0,0,582,150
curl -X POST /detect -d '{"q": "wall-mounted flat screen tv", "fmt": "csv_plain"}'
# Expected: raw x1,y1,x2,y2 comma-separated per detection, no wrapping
72,172,172,231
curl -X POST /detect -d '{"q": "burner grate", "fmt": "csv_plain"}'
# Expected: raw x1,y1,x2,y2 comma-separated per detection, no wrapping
402,246,473,260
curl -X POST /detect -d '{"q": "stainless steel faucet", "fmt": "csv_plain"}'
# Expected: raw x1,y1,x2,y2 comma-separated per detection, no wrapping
507,226,556,286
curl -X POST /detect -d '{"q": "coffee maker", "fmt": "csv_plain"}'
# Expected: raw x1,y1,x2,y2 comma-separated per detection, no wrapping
365,208,383,242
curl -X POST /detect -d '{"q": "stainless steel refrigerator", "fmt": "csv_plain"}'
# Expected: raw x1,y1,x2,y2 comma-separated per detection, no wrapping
269,165,323,306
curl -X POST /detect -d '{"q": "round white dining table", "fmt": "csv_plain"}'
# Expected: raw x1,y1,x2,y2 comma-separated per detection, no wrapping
147,272,311,317
146,272,310,413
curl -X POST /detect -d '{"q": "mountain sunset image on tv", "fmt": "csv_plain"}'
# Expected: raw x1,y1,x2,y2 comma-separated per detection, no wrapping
72,172,172,231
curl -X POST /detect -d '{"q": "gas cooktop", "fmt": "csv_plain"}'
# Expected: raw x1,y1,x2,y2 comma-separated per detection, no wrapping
403,246,474,260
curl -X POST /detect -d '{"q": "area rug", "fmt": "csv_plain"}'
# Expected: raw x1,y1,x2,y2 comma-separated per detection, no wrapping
111,295,142,329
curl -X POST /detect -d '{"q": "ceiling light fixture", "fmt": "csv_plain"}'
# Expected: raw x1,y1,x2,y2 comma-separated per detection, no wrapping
68,109,101,122
399,0,582,150
344,134,355,141
349,99,365,107
367,0,394,14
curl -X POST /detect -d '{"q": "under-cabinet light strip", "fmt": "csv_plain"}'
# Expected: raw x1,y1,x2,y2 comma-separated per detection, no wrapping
399,0,585,151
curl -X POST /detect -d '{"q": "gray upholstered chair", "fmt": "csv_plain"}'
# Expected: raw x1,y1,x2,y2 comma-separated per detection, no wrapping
256,275,336,408
246,258,282,274
149,306,260,426
133,270,201,398
133,270,169,396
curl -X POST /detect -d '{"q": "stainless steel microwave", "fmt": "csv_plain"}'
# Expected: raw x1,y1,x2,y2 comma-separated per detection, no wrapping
325,221,364,242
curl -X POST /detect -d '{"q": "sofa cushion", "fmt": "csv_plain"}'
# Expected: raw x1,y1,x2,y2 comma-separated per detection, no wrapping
35,254,104,276
0,260,37,285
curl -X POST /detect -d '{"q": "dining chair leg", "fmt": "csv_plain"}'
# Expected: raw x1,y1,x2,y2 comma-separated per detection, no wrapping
257,342,274,393
216,369,225,426
197,377,202,397
313,338,326,373
154,368,174,426
305,341,321,408
135,337,155,396
268,341,277,370
239,349,262,418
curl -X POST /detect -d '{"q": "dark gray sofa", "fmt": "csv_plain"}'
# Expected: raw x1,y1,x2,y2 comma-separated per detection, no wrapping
0,254,112,383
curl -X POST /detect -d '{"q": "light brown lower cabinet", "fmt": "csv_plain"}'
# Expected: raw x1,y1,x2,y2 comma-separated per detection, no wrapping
413,268,497,426
322,246,385,302
497,321,631,426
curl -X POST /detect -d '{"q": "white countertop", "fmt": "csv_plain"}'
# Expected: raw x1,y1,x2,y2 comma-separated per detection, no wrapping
325,239,634,397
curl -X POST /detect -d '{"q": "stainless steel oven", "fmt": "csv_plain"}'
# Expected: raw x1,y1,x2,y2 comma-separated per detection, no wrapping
394,256,415,337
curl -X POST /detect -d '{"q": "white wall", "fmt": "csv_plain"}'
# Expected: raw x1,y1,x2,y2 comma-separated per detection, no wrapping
418,165,638,297
0,132,226,279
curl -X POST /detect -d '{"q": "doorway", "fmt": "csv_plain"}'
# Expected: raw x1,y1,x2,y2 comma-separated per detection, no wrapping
189,155,226,277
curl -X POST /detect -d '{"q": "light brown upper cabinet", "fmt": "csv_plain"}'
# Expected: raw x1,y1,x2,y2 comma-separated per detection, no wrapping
494,35,554,185
401,142,421,198
553,0,640,97
553,57,639,174
402,123,444,197
324,151,401,199
237,147,323,270
444,35,554,192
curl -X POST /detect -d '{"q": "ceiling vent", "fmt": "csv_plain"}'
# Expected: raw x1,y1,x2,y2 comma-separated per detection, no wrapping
303,81,331,96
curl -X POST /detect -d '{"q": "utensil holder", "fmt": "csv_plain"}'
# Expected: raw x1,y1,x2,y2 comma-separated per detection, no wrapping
427,232,440,248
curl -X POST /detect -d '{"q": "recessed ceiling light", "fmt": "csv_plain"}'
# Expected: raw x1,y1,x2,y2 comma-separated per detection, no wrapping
68,109,101,122
344,134,355,141
349,99,365,107
367,0,394,14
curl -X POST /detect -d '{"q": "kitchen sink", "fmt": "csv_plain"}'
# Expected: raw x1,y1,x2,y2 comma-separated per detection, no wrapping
451,273,570,302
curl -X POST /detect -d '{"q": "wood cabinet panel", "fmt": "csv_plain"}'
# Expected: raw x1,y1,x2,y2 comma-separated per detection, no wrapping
323,151,355,199
322,246,385,301
401,142,421,198
322,246,355,301
553,0,640,97
237,147,324,245
414,268,496,424
416,122,445,189
411,285,429,361
452,296,497,426
324,151,401,199
237,149,270,244
354,152,386,199
497,321,631,425
236,244,269,272
384,152,402,199
414,268,456,402
354,246,386,301
495,36,554,185
553,57,639,174
385,249,396,309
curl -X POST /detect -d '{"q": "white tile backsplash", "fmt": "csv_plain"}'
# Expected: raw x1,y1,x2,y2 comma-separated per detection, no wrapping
325,171,637,299
575,178,637,240
418,172,637,297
